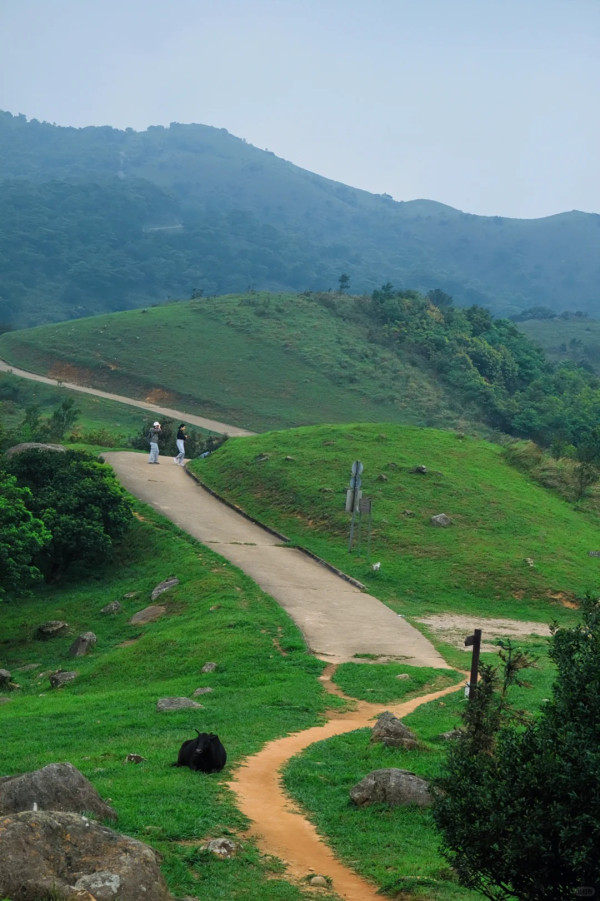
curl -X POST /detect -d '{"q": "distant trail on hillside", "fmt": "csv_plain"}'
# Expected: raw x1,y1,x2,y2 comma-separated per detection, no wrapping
0,358,255,436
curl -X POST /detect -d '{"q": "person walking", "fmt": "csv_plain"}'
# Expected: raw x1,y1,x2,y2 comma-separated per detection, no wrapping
174,423,187,465
148,421,161,463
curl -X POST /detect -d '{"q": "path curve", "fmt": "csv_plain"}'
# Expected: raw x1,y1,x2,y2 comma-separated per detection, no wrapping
229,671,463,901
0,357,255,436
103,451,450,668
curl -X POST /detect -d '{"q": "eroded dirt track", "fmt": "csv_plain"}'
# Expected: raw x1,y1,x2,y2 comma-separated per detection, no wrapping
229,668,463,901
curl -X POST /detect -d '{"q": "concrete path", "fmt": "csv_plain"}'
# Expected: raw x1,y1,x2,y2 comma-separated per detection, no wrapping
103,451,450,669
0,358,254,436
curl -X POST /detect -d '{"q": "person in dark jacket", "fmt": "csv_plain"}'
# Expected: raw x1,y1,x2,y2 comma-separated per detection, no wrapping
174,423,187,465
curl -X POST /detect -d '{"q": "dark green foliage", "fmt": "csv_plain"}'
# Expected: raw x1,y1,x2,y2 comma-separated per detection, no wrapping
5,447,133,581
0,471,50,595
433,603,600,900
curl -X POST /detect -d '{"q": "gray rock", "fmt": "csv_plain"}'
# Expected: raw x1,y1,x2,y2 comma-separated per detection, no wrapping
0,762,116,821
0,810,174,901
69,632,97,657
350,768,432,807
371,711,419,750
150,578,179,601
129,605,166,625
101,601,123,615
49,670,79,688
156,697,204,712
201,662,218,673
0,669,18,691
203,837,240,857
430,513,452,527
193,686,214,696
36,620,69,640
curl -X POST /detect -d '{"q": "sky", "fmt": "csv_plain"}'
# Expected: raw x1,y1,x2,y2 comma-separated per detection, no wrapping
1,0,599,220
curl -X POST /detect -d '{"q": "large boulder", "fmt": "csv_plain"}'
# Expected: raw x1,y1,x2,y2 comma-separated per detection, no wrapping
0,810,174,901
69,632,97,657
350,768,432,807
371,711,420,750
0,763,116,821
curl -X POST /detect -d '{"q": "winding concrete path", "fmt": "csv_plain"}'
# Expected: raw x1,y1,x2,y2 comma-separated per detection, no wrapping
103,451,450,668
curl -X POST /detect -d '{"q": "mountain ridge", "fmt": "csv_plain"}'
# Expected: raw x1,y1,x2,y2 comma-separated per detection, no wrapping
2,110,599,328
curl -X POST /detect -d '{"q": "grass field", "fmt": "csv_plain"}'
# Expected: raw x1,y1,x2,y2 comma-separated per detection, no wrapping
0,294,491,435
190,422,595,642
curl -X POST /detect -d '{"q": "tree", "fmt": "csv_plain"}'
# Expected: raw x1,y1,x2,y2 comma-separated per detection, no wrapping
0,471,50,596
338,273,350,294
433,600,600,900
6,448,133,581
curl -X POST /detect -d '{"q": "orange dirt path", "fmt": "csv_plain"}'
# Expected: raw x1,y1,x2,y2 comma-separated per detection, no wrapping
228,668,464,901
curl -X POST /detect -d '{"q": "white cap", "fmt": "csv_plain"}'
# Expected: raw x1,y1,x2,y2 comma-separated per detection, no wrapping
153,421,160,427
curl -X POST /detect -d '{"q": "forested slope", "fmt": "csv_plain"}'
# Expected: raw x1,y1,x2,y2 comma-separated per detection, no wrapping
2,111,600,327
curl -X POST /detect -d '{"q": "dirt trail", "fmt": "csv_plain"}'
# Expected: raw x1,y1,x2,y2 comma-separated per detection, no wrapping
229,668,464,901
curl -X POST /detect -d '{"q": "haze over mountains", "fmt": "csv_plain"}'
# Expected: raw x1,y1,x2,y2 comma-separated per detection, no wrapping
1,110,599,329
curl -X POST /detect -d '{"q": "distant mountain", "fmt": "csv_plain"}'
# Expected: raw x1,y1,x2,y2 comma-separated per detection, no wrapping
1,110,599,328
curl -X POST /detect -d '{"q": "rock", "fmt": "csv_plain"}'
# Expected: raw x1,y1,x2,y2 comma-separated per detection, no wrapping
150,578,179,601
402,509,415,517
412,465,428,474
309,875,329,887
430,513,452,527
350,769,432,807
129,605,166,625
396,673,410,680
376,473,388,482
193,687,214,696
0,669,18,691
124,754,146,764
0,762,116,821
101,601,123,615
36,620,69,640
201,662,218,673
69,632,97,657
0,697,12,705
0,810,174,901
156,698,204,712
440,729,463,741
371,711,419,750
49,670,79,688
203,837,240,857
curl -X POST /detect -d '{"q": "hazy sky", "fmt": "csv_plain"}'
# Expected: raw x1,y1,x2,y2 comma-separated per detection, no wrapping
1,0,598,219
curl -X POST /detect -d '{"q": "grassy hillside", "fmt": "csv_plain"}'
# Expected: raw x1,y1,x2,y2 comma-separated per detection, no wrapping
0,294,487,435
2,420,587,899
2,112,600,327
190,422,598,636
517,315,600,372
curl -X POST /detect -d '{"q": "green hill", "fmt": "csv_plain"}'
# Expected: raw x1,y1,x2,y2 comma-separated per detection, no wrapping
6,290,600,450
2,111,600,328
189,422,600,627
0,292,491,434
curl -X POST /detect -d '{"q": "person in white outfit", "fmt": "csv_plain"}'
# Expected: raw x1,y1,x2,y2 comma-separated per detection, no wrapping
174,423,187,465
148,421,161,463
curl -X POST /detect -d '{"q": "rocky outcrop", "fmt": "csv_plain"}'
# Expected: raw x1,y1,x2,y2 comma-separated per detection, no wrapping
0,763,116,821
0,810,174,901
350,768,432,807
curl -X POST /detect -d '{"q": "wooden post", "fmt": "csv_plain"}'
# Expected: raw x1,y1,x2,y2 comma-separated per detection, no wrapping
464,628,482,699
